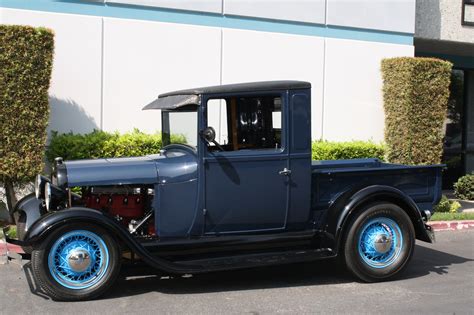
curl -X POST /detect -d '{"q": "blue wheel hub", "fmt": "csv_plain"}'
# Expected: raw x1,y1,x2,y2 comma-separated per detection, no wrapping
48,230,109,289
358,217,403,268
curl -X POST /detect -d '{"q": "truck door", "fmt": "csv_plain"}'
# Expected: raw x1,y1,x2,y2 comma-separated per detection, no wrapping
203,94,290,234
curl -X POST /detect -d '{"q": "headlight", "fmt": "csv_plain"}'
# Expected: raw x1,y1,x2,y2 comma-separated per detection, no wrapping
35,174,50,199
44,182,67,211
45,182,52,211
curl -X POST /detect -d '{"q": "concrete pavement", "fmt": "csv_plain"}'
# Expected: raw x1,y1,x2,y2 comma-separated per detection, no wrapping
0,230,473,314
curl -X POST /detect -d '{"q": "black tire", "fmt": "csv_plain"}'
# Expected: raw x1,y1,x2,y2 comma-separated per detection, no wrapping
31,223,121,301
343,202,415,282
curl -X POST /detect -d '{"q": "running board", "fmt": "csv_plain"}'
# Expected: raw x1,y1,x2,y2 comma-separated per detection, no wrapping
172,248,335,273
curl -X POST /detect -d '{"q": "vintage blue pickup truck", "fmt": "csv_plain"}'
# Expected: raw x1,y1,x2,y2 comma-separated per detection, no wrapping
6,81,442,301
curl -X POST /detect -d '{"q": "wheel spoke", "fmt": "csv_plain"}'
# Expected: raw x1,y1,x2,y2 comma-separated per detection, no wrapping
358,217,403,268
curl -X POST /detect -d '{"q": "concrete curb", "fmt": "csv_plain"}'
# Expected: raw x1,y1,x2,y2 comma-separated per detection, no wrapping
428,220,474,231
0,227,24,260
0,240,24,258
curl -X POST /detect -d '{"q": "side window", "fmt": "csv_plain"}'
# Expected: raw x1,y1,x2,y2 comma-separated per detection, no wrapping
207,99,229,147
206,95,282,152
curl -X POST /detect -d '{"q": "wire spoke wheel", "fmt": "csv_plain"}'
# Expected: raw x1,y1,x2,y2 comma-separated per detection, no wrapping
32,223,121,301
343,203,415,282
48,230,110,289
357,217,403,268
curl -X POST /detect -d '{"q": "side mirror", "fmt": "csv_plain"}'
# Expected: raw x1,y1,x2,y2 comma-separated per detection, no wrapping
200,126,216,143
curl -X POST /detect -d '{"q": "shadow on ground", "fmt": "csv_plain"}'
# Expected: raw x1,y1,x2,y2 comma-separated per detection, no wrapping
106,244,472,299
21,243,473,301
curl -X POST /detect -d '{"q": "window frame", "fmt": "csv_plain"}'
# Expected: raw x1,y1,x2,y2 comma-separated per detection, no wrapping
203,91,287,157
462,0,474,26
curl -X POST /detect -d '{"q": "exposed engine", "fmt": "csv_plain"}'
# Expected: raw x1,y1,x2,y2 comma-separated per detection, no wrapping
79,185,156,237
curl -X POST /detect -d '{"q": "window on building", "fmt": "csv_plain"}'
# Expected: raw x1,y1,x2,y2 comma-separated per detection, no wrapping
462,0,474,26
206,95,282,152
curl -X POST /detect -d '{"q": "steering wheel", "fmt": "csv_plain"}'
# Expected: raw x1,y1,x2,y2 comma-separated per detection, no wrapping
162,143,197,155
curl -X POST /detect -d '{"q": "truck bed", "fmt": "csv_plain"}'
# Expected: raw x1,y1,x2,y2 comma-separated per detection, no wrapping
311,158,443,215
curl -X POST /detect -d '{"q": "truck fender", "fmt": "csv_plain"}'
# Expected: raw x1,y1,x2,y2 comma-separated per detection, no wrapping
23,207,202,274
325,185,432,253
12,193,44,240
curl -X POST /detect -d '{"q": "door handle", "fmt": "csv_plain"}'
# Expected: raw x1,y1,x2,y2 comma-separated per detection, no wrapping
279,168,292,176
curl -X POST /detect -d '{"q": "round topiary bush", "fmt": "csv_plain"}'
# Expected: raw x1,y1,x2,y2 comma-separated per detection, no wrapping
454,174,474,200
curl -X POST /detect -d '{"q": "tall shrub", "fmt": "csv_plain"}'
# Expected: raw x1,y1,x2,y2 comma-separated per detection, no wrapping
0,25,54,213
381,57,452,165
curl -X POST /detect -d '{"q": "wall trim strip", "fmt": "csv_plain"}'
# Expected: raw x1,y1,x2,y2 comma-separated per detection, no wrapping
0,0,413,45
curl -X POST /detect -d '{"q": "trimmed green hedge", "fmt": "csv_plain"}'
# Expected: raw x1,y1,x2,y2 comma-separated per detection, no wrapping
312,140,385,161
0,25,54,182
46,129,186,162
47,131,384,163
381,57,452,165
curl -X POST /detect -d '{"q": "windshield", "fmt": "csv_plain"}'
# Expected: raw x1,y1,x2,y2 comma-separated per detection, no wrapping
161,106,198,148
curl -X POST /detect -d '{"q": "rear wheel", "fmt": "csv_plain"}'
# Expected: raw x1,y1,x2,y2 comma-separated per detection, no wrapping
31,223,121,301
343,203,415,282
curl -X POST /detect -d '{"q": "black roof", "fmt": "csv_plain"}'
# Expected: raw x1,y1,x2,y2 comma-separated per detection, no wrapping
158,80,311,98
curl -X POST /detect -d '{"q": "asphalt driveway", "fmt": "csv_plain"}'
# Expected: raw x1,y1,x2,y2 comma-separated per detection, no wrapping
1,230,473,314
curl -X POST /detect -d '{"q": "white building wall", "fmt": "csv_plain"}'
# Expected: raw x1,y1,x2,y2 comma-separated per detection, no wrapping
224,0,326,24
108,0,223,14
323,39,414,141
327,0,416,33
221,29,325,139
102,18,221,134
0,1,416,142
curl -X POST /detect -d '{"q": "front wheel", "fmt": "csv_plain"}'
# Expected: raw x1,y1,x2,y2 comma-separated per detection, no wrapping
31,223,121,301
343,203,415,282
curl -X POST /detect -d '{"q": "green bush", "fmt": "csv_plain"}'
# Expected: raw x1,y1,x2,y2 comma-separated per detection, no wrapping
312,140,385,161
454,174,474,200
381,57,452,165
434,195,461,213
46,129,186,162
0,25,54,212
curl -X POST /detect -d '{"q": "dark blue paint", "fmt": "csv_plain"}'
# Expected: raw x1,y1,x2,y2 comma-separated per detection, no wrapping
201,92,290,234
64,147,198,187
65,156,160,186
157,179,199,237
287,90,312,231
312,159,443,214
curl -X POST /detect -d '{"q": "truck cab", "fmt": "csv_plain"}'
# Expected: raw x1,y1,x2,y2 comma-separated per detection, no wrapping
147,81,312,237
7,81,441,301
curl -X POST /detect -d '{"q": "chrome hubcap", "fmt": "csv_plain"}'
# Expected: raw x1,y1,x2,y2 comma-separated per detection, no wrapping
67,249,91,272
373,234,392,254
